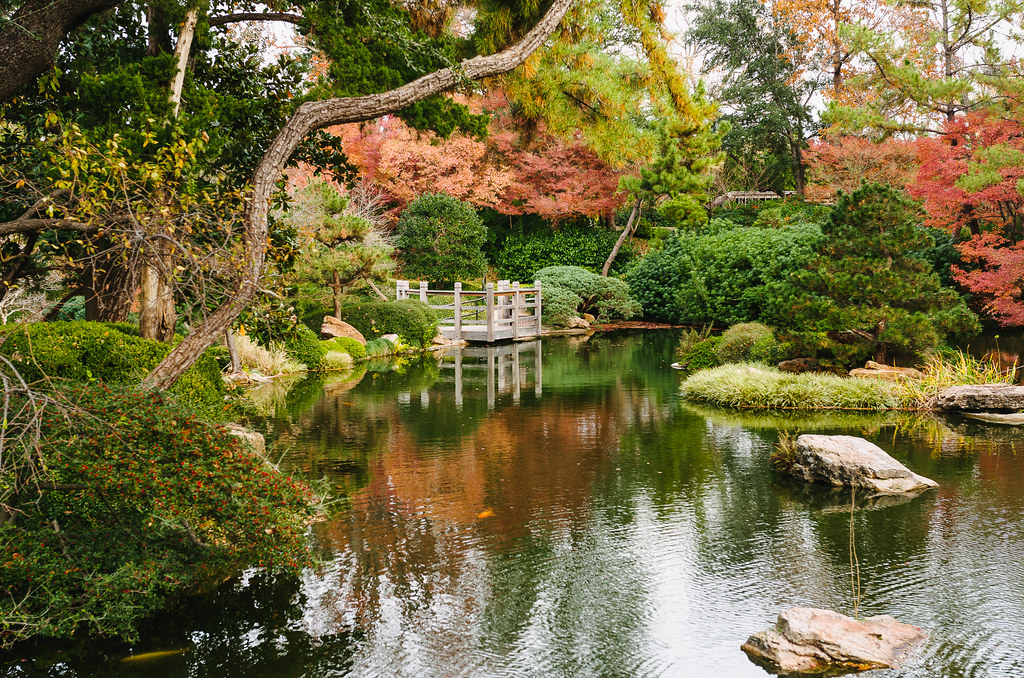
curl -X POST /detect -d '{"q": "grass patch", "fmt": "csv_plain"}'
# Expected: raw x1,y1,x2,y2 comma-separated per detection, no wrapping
681,364,901,410
682,350,1017,411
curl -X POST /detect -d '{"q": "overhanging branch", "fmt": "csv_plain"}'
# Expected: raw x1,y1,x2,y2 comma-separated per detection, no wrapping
208,12,304,27
142,0,574,389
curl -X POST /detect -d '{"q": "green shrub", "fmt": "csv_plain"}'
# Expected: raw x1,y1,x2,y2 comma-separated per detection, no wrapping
284,324,327,371
0,321,226,418
396,193,487,281
716,322,776,364
325,336,367,360
496,226,633,280
336,299,438,347
625,222,824,325
298,302,333,334
676,336,722,373
535,266,640,319
541,284,584,327
674,325,714,361
0,383,316,646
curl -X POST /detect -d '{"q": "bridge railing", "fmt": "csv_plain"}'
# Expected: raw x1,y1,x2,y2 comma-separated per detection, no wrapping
396,280,542,342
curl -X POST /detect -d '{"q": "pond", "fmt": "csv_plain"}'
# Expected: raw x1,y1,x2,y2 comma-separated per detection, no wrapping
6,330,1024,677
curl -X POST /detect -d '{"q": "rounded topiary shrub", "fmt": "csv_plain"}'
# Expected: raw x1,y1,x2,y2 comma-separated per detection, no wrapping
336,299,439,347
534,266,641,319
325,336,367,360
395,193,487,282
716,322,776,364
541,284,584,327
0,321,226,418
677,336,722,373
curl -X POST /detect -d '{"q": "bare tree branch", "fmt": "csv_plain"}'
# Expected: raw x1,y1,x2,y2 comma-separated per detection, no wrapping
0,218,101,237
207,12,304,27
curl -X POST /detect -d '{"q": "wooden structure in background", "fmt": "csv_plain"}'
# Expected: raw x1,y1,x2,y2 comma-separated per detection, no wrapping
396,280,542,343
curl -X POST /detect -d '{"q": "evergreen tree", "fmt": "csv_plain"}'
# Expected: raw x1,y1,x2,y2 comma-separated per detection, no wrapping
775,183,979,364
687,0,818,194
395,194,488,283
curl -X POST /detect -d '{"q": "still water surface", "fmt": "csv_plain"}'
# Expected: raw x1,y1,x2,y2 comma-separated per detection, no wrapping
7,331,1024,677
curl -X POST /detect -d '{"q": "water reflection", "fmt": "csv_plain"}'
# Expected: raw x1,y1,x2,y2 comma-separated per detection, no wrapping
7,331,1024,677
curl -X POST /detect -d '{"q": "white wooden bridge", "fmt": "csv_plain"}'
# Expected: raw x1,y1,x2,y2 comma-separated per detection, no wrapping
396,280,542,343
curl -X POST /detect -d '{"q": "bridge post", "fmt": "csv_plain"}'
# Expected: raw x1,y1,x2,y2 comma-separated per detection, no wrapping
512,281,520,340
419,280,428,303
534,280,542,335
485,282,495,343
454,282,462,340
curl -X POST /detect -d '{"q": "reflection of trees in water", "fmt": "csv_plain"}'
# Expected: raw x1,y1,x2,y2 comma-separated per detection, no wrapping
297,333,686,674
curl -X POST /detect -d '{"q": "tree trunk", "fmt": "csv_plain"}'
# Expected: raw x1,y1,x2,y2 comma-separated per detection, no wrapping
331,271,343,318
0,0,124,104
225,330,241,374
83,255,136,322
142,0,575,389
168,8,198,117
139,236,176,342
792,137,805,198
139,9,196,341
602,197,642,277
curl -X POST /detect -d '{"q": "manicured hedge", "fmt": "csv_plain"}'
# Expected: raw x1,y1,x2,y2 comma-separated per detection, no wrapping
496,227,633,280
335,299,439,347
283,324,328,371
0,321,226,418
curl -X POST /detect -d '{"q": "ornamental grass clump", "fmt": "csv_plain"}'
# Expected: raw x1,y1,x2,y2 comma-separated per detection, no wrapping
895,349,1017,407
681,364,901,410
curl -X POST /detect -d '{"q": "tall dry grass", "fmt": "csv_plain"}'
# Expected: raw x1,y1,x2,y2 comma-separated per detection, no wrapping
234,335,302,376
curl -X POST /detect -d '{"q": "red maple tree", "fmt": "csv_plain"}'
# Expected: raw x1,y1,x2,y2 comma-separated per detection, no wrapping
908,106,1024,325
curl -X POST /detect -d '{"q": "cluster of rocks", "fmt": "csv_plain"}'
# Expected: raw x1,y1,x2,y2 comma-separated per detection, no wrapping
750,434,935,674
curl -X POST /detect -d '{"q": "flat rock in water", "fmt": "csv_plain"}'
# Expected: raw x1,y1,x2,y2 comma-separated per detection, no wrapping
932,385,1024,413
789,435,937,495
742,607,927,674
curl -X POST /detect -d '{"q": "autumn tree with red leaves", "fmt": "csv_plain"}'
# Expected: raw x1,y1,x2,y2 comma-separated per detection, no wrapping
804,135,919,202
909,104,1024,325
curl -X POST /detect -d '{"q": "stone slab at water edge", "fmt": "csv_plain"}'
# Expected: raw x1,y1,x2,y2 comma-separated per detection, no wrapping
787,435,938,494
742,607,928,674
931,385,1024,413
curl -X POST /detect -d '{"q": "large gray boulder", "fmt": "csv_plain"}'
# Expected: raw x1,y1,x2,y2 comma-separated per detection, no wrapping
932,384,1024,413
742,607,927,674
787,435,937,494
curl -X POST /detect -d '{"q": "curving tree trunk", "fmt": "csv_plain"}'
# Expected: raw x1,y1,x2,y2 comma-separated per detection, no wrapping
602,197,642,277
143,0,574,389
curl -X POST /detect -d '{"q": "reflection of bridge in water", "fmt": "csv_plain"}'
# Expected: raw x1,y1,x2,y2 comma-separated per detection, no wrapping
436,340,542,410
